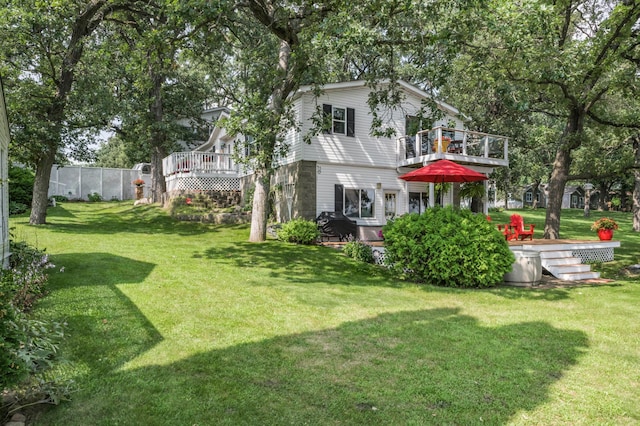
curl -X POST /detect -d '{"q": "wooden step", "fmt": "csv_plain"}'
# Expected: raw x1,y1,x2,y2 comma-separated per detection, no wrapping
545,264,591,275
538,250,574,259
542,257,582,266
555,271,601,281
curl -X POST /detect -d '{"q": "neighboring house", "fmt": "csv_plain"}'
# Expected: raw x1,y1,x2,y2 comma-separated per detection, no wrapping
522,184,548,208
563,185,600,210
0,77,10,266
523,184,600,210
162,80,510,230
563,185,584,209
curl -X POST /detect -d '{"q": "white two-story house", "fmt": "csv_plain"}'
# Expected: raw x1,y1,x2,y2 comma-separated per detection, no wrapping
162,80,509,233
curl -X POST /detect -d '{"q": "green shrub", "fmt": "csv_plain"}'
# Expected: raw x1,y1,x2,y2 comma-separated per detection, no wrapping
382,206,515,288
9,201,28,215
8,165,35,206
87,192,103,202
277,219,320,245
51,195,68,203
343,240,374,263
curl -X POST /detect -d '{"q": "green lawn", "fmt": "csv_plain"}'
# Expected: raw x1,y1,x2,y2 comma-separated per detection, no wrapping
10,202,640,425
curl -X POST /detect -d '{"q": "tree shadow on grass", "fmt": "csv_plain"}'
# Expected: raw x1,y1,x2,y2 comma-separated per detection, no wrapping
38,308,588,425
40,253,163,377
39,204,233,237
196,241,401,288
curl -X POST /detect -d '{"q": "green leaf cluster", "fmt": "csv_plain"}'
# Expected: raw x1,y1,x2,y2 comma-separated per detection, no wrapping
277,219,320,245
382,207,515,288
342,240,374,264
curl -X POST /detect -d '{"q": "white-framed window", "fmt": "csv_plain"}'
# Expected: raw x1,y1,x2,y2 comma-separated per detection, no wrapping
344,188,374,218
333,107,346,134
409,192,428,214
323,104,355,137
525,192,533,202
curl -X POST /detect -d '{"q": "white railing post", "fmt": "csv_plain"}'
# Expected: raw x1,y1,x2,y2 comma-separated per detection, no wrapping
504,138,509,162
484,136,489,158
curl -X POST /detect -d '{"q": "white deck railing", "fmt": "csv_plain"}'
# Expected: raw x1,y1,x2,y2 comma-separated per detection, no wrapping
162,152,237,176
397,127,508,165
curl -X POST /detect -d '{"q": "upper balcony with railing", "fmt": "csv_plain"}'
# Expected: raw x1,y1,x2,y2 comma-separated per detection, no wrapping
397,127,509,167
162,151,238,177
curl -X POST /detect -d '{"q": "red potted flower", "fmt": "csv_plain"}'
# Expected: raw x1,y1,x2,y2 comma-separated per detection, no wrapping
590,217,618,241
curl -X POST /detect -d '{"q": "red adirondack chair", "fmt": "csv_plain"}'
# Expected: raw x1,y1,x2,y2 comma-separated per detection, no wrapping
497,224,515,240
510,214,535,241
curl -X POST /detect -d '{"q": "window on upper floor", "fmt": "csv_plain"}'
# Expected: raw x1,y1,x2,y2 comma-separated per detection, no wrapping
243,135,255,157
323,104,355,137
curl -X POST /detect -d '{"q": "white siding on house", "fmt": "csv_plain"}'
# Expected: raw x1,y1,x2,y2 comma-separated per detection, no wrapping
297,84,463,168
300,87,395,167
316,163,407,225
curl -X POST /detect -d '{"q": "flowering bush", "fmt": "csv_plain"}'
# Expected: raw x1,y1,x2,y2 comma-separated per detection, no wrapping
1,240,62,391
590,217,618,231
132,178,145,186
5,240,56,312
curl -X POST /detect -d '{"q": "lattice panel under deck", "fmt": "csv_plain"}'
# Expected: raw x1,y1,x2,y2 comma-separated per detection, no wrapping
572,248,614,263
372,248,386,265
167,176,240,192
372,247,615,266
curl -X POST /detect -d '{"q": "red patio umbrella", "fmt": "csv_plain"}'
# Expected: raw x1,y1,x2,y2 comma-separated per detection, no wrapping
398,159,488,183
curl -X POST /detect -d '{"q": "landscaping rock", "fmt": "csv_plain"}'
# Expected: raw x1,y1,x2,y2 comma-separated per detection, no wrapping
5,413,26,426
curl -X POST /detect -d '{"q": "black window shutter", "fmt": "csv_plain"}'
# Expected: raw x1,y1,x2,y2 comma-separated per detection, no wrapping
346,108,355,137
335,184,344,212
322,104,332,134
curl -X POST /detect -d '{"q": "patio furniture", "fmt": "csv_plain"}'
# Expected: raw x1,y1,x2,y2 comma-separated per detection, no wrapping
497,224,515,240
316,211,357,242
510,214,535,241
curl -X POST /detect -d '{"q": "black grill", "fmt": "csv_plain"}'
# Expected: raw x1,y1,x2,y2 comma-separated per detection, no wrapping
316,211,357,241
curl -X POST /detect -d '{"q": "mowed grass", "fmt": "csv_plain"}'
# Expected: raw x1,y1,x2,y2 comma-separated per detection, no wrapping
9,202,640,425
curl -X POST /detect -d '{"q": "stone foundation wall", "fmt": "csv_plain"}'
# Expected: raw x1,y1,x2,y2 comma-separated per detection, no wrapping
163,189,241,209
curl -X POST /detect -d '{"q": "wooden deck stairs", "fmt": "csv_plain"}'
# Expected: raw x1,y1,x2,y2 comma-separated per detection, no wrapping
538,249,600,281
508,239,620,282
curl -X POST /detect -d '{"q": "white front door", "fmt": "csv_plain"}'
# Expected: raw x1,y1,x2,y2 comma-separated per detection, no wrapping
384,192,397,221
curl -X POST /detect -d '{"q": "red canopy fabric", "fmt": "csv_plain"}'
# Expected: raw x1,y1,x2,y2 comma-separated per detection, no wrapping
398,159,488,183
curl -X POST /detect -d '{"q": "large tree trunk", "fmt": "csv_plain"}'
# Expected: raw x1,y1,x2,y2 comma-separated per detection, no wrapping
149,65,167,203
28,1,109,224
544,109,584,239
544,149,571,239
248,39,297,242
531,180,540,209
151,146,167,203
633,135,640,232
29,145,56,224
249,170,272,242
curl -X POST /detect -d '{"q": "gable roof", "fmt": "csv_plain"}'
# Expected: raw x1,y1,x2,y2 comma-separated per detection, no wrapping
296,79,462,118
195,108,231,151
